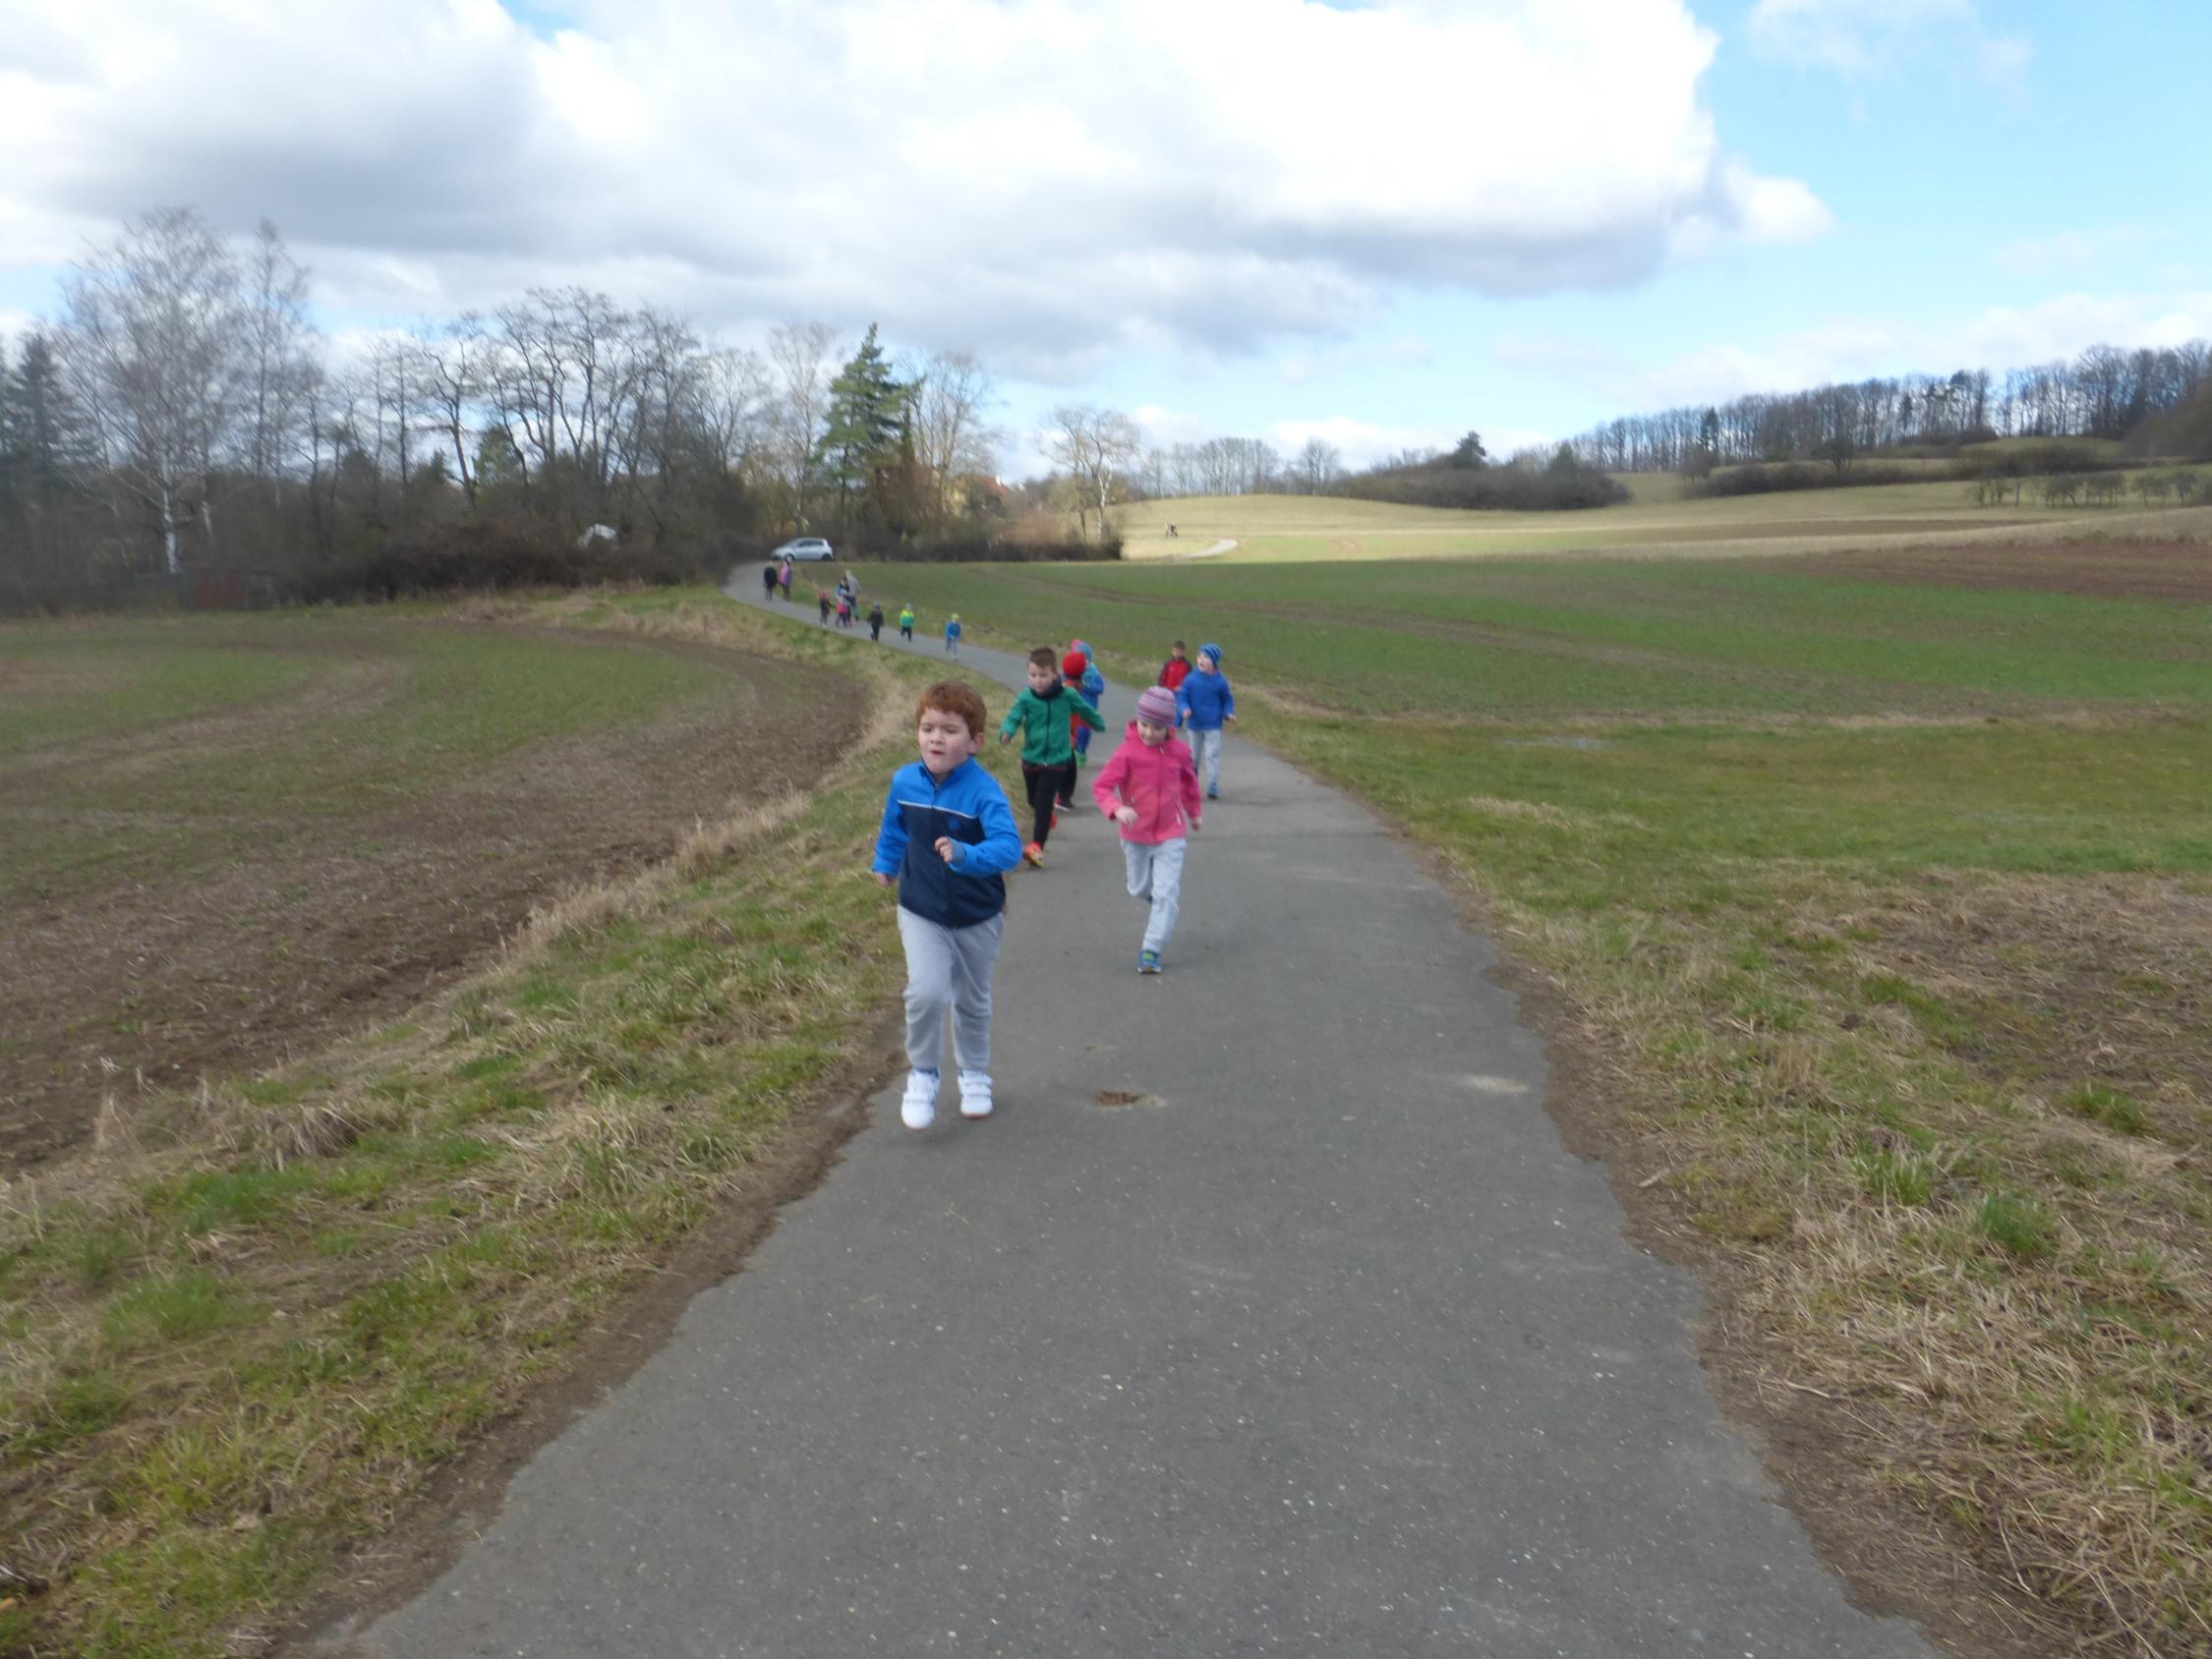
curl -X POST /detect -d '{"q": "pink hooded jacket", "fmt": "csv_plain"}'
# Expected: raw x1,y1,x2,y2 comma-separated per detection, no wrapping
1091,721,1202,844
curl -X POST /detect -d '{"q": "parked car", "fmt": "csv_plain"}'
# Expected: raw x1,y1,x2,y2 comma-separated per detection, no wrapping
774,537,835,561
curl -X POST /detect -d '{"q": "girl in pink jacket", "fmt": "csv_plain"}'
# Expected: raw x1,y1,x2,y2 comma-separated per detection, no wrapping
1091,685,1203,973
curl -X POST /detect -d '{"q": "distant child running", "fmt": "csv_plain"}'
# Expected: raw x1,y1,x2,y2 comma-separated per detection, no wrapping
1175,642,1236,798
1093,685,1201,974
999,646,1102,868
1057,647,1099,809
818,589,833,624
837,592,853,628
944,613,962,657
1158,639,1192,692
868,601,885,642
1069,639,1106,760
900,603,915,642
871,681,1023,1130
761,561,778,601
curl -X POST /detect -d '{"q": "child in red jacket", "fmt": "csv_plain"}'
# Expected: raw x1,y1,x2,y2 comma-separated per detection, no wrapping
1090,685,1202,973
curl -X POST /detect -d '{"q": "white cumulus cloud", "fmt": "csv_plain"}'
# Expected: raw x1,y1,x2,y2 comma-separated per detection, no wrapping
1748,0,2031,88
0,0,1825,366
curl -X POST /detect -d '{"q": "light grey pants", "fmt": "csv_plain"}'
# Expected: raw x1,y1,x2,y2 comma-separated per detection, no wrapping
1123,836,1187,955
897,907,1003,1074
1187,727,1223,793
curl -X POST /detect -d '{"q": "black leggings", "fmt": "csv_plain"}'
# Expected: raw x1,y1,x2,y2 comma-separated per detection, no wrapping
1022,763,1076,846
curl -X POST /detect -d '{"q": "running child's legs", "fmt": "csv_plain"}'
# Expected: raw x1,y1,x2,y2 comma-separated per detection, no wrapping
897,910,1003,1075
1123,838,1186,955
1189,728,1223,793
1021,764,1073,845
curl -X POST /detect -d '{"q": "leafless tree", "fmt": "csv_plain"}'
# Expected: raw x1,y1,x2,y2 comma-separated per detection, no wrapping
420,315,487,512
239,220,318,496
697,346,774,478
911,348,1000,521
1295,435,1343,493
1045,404,1141,540
59,206,249,572
767,321,838,528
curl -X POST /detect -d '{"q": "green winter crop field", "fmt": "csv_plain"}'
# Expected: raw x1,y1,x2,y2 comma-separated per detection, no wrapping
861,542,2212,1651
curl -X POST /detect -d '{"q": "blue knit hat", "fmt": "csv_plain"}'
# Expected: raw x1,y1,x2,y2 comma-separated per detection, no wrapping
1198,642,1222,664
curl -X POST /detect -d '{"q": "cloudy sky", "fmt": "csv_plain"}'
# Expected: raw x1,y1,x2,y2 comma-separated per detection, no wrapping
3,0,2207,474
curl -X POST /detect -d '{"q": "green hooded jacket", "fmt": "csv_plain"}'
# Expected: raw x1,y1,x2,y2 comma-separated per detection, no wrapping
1000,681,1100,769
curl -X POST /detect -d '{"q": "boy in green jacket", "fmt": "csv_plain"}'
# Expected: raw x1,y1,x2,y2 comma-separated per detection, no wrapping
998,646,1102,867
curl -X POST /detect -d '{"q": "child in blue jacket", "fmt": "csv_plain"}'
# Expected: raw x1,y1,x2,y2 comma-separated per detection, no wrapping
1174,642,1236,798
872,681,1022,1129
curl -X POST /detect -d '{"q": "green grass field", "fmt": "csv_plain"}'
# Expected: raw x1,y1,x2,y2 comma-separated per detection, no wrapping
1115,476,2212,561
862,547,2212,1649
853,555,2212,717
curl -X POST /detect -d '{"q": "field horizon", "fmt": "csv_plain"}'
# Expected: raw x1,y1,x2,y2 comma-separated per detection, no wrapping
1111,478,2212,563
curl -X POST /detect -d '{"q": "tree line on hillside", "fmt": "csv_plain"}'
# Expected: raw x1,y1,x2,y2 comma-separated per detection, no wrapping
0,207,1110,615
1565,342,2212,480
1116,429,1626,512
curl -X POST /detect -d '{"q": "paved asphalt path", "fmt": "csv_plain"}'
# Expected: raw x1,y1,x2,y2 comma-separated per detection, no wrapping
333,580,1934,1657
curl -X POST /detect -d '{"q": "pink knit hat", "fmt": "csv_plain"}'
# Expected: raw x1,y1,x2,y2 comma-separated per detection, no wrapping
1135,686,1179,726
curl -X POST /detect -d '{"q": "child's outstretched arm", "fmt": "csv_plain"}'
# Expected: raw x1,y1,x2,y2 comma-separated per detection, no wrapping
1072,694,1104,731
870,780,909,886
997,698,1024,746
1090,746,1131,817
1177,745,1203,827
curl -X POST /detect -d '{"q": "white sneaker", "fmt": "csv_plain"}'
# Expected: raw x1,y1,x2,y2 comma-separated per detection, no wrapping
958,1071,994,1120
901,1069,939,1130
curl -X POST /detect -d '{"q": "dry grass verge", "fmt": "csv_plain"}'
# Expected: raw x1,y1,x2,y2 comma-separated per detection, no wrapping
1260,707,2212,1658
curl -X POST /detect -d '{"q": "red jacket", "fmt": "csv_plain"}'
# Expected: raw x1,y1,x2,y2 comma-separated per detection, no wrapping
1091,722,1201,844
1159,658,1192,691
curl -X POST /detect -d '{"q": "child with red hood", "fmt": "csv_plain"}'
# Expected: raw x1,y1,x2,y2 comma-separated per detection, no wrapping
1091,685,1202,974
1057,646,1102,809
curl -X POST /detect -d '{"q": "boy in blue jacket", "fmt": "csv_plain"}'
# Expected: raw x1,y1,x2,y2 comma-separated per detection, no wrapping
1174,642,1236,799
872,681,1023,1130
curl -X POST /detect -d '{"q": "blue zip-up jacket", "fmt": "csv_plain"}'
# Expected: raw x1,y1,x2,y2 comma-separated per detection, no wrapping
1176,668,1236,731
872,758,1023,928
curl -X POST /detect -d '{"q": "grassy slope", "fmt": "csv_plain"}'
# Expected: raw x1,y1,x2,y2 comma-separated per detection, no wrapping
0,595,1019,1656
1114,480,2211,562
857,553,2212,1651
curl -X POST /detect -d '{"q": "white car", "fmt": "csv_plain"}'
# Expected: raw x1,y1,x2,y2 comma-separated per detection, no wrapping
774,537,835,561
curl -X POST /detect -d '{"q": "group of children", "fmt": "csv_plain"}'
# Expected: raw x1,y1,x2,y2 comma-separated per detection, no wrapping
870,639,1237,1131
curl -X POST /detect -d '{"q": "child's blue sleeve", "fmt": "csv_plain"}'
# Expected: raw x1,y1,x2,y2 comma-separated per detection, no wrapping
948,780,1024,876
1175,681,1193,724
871,779,908,877
1223,675,1235,719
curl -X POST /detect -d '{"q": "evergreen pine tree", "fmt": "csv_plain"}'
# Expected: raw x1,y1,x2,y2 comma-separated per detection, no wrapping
815,324,912,524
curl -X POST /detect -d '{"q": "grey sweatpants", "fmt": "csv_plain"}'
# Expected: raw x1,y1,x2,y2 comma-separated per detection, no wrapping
1187,727,1223,793
1124,836,1187,955
897,907,1004,1075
